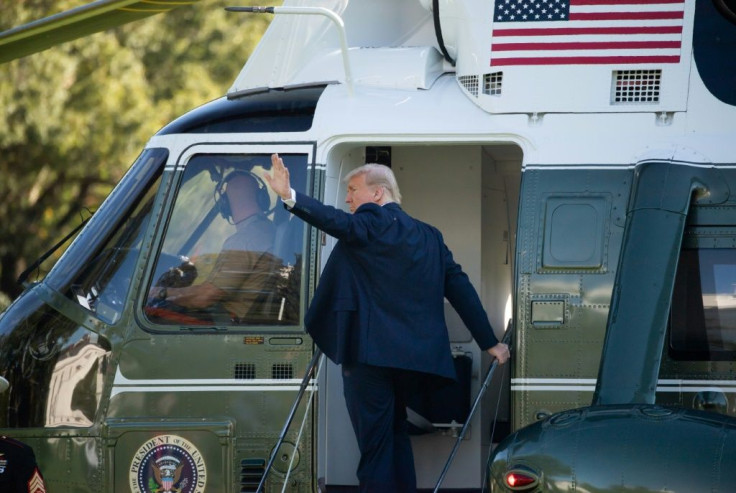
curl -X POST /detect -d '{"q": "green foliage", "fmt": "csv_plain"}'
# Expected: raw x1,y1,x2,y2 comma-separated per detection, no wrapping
0,0,276,299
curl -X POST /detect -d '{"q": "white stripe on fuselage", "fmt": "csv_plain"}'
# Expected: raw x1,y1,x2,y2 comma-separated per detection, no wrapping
111,368,315,398
511,378,736,393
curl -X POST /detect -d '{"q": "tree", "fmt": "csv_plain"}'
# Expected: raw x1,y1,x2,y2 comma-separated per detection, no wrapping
0,0,275,300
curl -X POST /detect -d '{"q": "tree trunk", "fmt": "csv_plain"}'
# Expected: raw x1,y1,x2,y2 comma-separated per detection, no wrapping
1,252,24,301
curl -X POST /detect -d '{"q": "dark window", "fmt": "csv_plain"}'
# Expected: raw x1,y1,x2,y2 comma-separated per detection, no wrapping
144,153,307,328
157,86,325,135
670,248,736,360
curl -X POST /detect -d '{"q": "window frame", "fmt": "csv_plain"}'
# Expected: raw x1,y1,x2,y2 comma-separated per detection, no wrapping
139,143,317,334
669,242,736,361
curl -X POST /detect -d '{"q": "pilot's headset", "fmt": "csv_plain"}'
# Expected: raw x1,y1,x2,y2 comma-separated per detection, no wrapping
216,170,271,222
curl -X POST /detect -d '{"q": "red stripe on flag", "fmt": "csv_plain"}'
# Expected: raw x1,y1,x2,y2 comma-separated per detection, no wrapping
490,55,681,66
492,41,682,51
572,0,684,4
492,25,683,36
570,11,684,21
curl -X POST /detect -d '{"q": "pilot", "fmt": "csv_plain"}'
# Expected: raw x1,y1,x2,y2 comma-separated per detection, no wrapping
149,171,278,323
0,436,47,493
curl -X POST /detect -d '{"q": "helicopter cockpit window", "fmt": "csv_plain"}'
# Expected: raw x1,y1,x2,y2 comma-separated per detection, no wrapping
144,154,306,328
43,148,167,325
670,247,736,360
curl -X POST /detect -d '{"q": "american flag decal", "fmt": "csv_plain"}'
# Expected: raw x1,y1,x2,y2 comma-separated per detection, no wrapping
490,0,685,66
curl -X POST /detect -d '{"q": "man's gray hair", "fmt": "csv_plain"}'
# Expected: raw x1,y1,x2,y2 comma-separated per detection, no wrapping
344,163,402,204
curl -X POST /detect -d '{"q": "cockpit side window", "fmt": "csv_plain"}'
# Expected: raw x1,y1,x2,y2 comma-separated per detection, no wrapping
143,153,307,328
45,148,167,325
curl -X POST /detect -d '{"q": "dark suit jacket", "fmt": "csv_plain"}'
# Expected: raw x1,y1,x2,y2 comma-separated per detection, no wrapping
289,192,498,381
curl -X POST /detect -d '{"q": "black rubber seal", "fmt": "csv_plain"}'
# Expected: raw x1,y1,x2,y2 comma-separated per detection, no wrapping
432,0,456,66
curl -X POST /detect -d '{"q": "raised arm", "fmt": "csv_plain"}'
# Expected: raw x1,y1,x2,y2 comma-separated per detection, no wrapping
265,153,388,245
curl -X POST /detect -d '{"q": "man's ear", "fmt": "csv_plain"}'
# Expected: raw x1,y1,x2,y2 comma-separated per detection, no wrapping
374,186,384,203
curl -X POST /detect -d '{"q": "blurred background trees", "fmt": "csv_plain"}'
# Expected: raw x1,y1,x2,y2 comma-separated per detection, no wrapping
0,0,274,303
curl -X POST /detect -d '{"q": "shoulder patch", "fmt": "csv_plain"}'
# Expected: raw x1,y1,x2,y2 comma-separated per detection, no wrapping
27,468,46,493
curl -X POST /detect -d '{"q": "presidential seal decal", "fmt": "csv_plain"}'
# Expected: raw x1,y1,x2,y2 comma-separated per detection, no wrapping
129,434,207,493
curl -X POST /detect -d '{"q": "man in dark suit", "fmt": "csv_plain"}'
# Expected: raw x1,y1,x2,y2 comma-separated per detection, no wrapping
266,154,510,492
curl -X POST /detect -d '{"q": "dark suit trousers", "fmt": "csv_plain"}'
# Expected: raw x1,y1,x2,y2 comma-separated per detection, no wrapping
342,362,418,493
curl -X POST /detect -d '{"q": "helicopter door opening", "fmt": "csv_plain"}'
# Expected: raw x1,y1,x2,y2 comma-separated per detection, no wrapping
317,142,521,490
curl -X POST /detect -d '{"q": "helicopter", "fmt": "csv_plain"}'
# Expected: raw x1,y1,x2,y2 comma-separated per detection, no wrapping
1,0,736,491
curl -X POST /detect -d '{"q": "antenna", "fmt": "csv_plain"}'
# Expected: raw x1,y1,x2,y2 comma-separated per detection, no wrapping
226,6,354,96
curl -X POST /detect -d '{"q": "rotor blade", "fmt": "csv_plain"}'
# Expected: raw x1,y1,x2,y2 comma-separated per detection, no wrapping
0,0,201,64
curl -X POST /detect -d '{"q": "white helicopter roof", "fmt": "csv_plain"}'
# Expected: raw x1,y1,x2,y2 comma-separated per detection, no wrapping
228,0,444,94
229,0,693,115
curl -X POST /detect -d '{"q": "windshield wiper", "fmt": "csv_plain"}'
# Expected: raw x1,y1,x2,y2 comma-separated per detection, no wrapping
17,213,93,287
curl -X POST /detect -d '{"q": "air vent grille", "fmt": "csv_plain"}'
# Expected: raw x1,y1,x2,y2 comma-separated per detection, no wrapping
272,363,293,380
234,363,256,380
483,72,503,96
458,75,479,97
240,458,266,492
612,69,661,104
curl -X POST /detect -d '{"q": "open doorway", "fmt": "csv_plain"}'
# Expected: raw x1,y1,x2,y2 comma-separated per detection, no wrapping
318,142,522,490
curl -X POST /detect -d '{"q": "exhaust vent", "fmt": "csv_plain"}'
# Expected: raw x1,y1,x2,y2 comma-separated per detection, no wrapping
234,363,256,380
240,458,266,492
458,75,479,97
483,72,503,96
272,363,294,380
612,69,661,104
